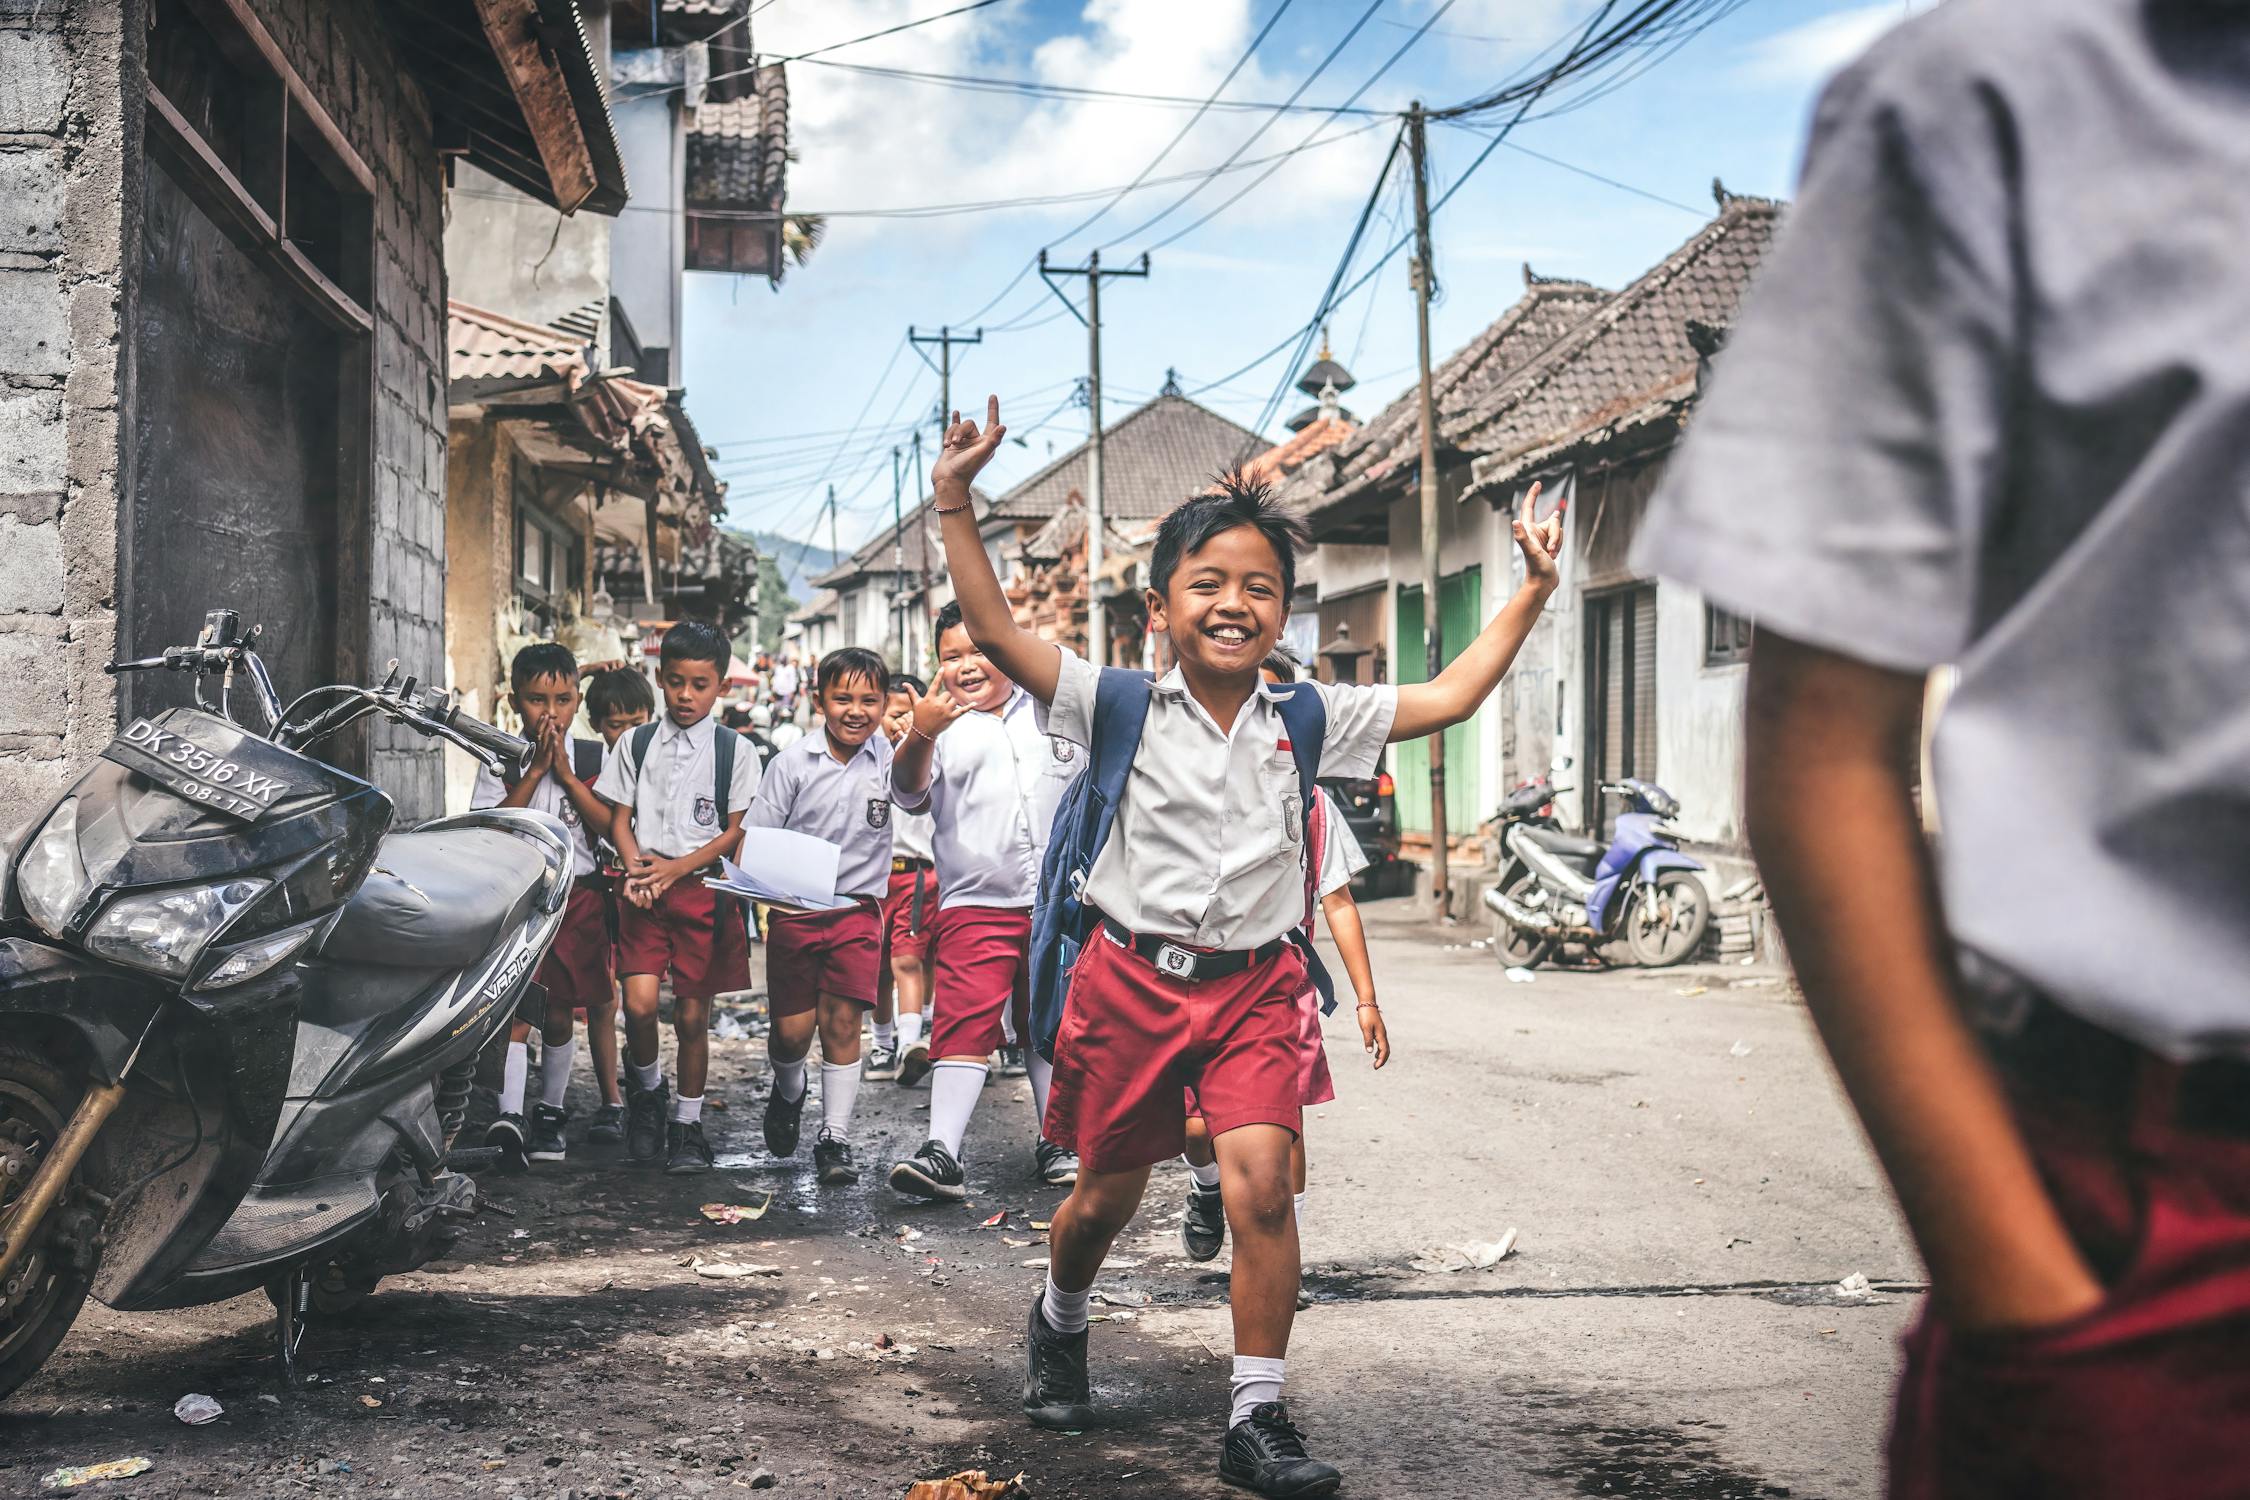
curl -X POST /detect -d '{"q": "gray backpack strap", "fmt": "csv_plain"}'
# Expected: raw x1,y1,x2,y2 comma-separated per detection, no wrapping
626,722,658,782
712,724,738,825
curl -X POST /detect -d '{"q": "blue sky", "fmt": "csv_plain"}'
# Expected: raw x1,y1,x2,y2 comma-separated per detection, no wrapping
683,0,1913,555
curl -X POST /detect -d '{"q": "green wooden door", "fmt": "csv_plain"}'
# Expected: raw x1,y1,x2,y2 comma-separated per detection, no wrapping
1394,567,1482,836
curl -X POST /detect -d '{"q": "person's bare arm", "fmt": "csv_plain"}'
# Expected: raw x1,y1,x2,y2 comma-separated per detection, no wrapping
1748,630,2100,1331
930,397,1062,703
1321,888,1387,1067
1391,485,1563,742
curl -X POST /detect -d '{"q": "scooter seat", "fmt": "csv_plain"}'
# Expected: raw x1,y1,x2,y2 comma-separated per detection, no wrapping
1520,826,1605,862
320,828,549,970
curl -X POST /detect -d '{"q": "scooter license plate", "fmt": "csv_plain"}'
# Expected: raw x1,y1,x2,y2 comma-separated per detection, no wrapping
99,716,298,821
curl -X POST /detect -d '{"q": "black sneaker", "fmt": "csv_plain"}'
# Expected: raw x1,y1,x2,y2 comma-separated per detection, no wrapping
888,1138,966,1201
896,1041,932,1088
625,1077,669,1164
763,1078,808,1159
585,1102,625,1146
813,1130,859,1186
485,1112,528,1173
1181,1180,1226,1261
997,1045,1028,1077
864,1043,901,1082
1021,1292,1095,1431
1036,1138,1080,1187
665,1119,715,1175
1220,1402,1341,1498
527,1103,568,1163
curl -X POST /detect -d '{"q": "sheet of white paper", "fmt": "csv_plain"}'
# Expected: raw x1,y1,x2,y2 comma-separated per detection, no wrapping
705,827,849,911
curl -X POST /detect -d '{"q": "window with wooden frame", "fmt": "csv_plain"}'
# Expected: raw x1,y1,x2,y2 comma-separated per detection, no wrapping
1704,601,1754,667
144,0,375,333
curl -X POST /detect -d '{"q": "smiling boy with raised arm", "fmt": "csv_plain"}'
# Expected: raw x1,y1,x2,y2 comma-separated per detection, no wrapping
926,397,1560,1498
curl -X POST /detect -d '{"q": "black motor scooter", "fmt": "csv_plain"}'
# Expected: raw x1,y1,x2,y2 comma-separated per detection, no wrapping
0,609,567,1399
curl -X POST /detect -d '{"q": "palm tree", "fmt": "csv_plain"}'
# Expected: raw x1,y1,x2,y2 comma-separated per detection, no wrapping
776,213,824,286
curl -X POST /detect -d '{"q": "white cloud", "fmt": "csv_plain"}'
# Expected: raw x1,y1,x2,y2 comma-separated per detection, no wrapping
1737,4,1902,87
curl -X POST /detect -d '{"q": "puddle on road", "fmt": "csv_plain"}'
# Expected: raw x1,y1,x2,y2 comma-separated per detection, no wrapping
1525,1406,1802,1499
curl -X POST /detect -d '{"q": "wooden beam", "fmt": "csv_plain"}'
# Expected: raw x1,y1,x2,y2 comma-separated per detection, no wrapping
469,0,598,214
145,83,278,252
178,0,374,195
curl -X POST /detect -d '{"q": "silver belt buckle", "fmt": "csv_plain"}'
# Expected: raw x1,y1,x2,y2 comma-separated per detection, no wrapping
1153,942,1197,979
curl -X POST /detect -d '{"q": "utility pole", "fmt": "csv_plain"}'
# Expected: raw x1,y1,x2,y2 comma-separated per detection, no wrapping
909,325,984,447
1038,248,1150,666
823,483,840,572
1407,103,1450,918
891,446,907,669
911,431,929,676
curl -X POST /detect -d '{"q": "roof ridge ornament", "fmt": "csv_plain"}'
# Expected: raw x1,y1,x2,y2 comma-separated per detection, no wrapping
1712,176,1736,209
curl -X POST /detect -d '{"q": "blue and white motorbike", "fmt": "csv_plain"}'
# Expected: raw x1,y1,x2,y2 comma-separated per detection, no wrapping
1482,777,1711,968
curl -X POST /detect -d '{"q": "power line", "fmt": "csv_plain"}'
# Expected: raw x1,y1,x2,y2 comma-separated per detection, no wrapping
619,0,1021,100
794,53,1391,117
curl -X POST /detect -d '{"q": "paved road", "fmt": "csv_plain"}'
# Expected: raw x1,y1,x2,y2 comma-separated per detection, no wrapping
0,898,1920,1498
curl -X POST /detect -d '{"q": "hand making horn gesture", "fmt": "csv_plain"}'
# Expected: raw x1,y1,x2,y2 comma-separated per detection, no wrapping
1511,479,1564,588
908,679,972,741
930,395,1007,507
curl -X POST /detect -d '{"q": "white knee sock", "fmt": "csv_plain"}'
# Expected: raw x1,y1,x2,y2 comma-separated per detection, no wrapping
1294,1191,1307,1228
771,1057,807,1102
897,1010,925,1049
629,1057,662,1092
539,1040,575,1109
1000,1007,1019,1045
929,1060,987,1157
1230,1355,1287,1427
872,1019,896,1050
819,1060,862,1141
1040,1274,1090,1335
1186,1156,1221,1190
672,1093,704,1124
1026,1048,1054,1129
500,1040,529,1116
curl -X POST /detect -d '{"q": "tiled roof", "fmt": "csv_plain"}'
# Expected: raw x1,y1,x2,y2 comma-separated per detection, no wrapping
1459,197,1782,489
792,588,839,624
986,393,1267,524
448,301,591,385
1243,415,1355,488
686,65,790,212
552,298,605,343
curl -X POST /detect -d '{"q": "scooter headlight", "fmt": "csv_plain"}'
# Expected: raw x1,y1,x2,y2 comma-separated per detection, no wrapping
83,878,270,979
194,918,322,991
17,798,88,939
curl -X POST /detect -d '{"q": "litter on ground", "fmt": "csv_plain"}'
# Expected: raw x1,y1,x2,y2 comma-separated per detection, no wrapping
42,1458,155,1490
694,1259,783,1279
1504,968,1537,984
701,1197,774,1224
172,1393,222,1425
904,1470,1028,1500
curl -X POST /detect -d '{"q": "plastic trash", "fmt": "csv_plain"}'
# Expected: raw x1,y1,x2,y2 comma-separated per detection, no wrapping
1728,1039,1754,1057
905,1471,1028,1500
173,1393,223,1425
42,1458,154,1490
695,1259,783,1278
1837,1271,1872,1297
701,1198,773,1225
712,1013,750,1042
1504,967,1537,984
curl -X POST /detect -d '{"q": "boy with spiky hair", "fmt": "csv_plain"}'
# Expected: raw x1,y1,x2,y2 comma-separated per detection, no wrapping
927,397,1560,1497
867,672,939,1087
577,665,657,1146
595,619,762,1175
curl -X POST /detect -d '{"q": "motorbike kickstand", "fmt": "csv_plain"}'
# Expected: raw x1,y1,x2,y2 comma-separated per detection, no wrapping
267,1266,311,1386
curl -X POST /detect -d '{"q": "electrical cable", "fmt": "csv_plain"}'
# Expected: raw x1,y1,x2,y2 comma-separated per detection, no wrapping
618,0,1021,99
793,53,1396,118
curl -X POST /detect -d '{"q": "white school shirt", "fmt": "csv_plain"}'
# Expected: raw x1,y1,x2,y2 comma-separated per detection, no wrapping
891,803,937,864
469,745,600,880
744,731,896,901
1041,649,1396,952
891,687,1079,911
1315,790,1369,901
591,713,762,861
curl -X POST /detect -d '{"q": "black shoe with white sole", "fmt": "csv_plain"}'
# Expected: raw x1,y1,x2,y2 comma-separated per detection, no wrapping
585,1102,625,1146
763,1080,807,1159
1181,1180,1226,1261
625,1078,669,1164
997,1045,1028,1077
888,1138,966,1201
527,1103,568,1163
664,1119,715,1175
813,1130,860,1186
1219,1402,1342,1498
1035,1137,1080,1187
864,1044,901,1082
1022,1293,1095,1430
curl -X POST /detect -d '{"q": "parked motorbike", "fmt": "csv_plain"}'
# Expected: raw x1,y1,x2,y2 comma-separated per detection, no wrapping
1482,776,1711,969
0,609,568,1400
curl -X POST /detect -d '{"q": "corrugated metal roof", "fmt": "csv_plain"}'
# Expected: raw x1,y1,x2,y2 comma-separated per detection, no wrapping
986,393,1268,524
448,301,591,385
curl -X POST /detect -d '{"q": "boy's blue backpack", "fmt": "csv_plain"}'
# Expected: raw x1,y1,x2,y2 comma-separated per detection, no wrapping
1027,667,1336,1062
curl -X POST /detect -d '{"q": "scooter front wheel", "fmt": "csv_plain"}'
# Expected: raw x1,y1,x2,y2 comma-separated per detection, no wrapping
1624,870,1711,968
0,1042,100,1405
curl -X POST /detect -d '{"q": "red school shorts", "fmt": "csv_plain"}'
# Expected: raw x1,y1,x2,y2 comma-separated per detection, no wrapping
1045,929,1306,1174
1887,1017,2250,1500
615,875,751,1003
1185,985,1335,1117
766,899,883,1014
927,905,1032,1060
534,879,614,1013
882,862,938,962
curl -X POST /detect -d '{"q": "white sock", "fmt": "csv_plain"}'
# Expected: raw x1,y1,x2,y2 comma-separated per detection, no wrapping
771,1057,808,1102
539,1040,576,1109
1026,1048,1054,1128
929,1060,987,1157
500,1041,529,1116
1000,1008,1019,1046
1040,1274,1091,1335
819,1060,862,1141
873,1019,896,1050
629,1057,662,1092
1230,1355,1287,1427
1186,1157,1221,1190
897,1010,925,1049
1294,1191,1308,1235
672,1093,703,1124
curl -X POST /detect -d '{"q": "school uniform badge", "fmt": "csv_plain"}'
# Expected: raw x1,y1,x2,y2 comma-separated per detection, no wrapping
867,797,892,829
1049,737,1076,763
694,795,718,827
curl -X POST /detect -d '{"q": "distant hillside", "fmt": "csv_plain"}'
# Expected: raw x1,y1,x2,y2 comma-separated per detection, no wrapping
729,529,841,603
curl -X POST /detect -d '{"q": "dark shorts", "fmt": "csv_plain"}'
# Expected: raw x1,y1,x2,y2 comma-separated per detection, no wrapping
615,876,750,1003
1045,930,1305,1175
882,862,938,962
766,900,883,1013
534,880,614,1013
1888,1014,2250,1499
927,904,1031,1060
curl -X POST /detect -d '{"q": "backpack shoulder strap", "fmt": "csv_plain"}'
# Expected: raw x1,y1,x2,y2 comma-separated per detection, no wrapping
1086,668,1155,801
1272,683,1328,809
626,721,658,780
712,723,739,824
571,737,605,784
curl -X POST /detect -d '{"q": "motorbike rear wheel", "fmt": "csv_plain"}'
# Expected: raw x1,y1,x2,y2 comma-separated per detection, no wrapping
0,1042,98,1405
1624,870,1712,968
1493,873,1556,969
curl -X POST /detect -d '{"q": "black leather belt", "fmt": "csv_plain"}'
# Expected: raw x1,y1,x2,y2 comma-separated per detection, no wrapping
1099,918,1288,983
893,856,934,873
1980,989,2250,1142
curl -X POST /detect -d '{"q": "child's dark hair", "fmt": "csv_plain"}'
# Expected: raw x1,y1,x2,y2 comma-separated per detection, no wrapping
722,703,752,730
889,672,927,697
510,641,579,690
1149,468,1309,602
817,646,888,696
1261,644,1302,683
659,618,729,671
934,599,966,646
584,666,655,723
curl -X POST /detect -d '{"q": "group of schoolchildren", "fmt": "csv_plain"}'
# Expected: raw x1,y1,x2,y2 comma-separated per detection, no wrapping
468,394,1562,1496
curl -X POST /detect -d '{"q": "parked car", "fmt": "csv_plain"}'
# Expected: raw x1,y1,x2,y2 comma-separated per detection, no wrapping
1321,750,1406,897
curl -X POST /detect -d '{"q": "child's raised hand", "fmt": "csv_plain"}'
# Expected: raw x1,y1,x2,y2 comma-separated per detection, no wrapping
1357,1001,1390,1069
930,396,1007,498
910,681,971,740
1511,480,1563,589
